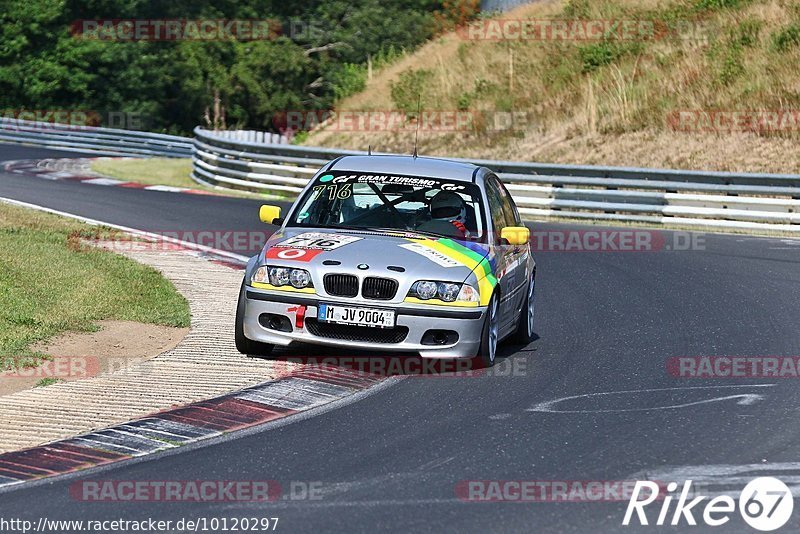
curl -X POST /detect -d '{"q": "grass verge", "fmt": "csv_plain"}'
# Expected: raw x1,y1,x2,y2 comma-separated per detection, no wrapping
90,158,289,199
0,202,190,372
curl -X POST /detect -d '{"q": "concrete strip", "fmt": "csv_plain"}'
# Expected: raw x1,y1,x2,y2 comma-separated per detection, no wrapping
80,177,126,186
234,378,355,410
6,157,220,197
117,419,220,442
143,185,187,192
0,245,296,453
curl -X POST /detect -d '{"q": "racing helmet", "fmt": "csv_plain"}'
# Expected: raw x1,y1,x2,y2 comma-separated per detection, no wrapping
430,191,467,224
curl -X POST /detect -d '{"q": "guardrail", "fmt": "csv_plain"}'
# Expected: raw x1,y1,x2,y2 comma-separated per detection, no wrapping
2,119,797,233
0,118,192,157
193,127,800,234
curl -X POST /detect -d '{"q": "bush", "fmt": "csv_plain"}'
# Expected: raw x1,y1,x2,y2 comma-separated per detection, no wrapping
433,0,481,34
563,0,592,19
579,42,630,73
719,46,745,85
695,0,749,10
457,92,472,111
735,19,762,48
772,24,800,52
332,63,367,100
390,69,435,113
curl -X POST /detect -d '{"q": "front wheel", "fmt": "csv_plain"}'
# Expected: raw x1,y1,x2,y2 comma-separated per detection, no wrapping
235,281,274,357
477,293,499,367
511,272,535,345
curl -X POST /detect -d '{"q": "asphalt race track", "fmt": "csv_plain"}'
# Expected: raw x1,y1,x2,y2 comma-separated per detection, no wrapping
1,143,799,533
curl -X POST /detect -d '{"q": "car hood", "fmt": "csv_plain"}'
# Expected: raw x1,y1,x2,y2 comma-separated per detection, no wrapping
261,227,493,283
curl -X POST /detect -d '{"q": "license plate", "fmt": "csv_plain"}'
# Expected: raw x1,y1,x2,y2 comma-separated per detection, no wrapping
317,304,395,328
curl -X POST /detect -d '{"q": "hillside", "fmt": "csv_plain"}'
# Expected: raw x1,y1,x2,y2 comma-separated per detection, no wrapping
304,0,800,173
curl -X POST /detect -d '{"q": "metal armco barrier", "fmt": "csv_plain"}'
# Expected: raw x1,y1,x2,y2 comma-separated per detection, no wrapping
192,127,800,233
0,117,192,157
2,119,797,233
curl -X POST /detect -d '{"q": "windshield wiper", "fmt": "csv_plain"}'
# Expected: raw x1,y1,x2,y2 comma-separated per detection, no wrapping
320,225,439,238
362,226,437,238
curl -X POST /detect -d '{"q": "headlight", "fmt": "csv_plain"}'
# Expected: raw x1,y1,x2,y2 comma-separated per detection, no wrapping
289,269,311,288
252,265,312,288
409,281,479,303
413,281,439,300
269,267,290,286
438,283,461,302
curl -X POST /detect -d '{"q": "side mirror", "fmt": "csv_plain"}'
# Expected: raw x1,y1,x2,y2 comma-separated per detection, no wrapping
500,226,530,246
259,205,282,225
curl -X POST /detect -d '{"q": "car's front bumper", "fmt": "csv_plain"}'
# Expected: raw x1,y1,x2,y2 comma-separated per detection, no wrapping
242,286,486,358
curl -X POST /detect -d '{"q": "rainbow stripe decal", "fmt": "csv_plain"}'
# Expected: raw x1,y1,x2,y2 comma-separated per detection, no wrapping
408,238,497,305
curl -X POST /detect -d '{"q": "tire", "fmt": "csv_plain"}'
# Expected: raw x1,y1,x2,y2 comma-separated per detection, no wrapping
477,293,499,367
511,272,536,345
235,281,274,357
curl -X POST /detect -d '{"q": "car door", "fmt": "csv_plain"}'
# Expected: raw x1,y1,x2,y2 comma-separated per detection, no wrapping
484,176,519,331
489,176,529,330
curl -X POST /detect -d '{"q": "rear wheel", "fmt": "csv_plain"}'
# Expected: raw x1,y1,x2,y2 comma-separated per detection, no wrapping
511,272,535,344
235,281,274,357
477,293,499,367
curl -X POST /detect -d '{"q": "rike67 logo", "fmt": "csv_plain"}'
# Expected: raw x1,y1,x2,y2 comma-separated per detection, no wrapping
623,477,794,531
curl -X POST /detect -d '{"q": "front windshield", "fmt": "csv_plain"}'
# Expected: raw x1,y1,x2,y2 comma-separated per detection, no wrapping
289,171,486,240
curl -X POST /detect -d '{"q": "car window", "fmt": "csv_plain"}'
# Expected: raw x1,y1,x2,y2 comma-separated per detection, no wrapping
489,176,520,228
484,178,507,235
289,171,486,239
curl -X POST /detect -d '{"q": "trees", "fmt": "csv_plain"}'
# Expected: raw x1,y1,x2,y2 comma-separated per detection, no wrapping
0,0,460,134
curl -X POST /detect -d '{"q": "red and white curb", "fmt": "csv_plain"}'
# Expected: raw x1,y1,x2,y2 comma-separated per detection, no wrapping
0,180,390,487
0,366,384,489
2,158,219,196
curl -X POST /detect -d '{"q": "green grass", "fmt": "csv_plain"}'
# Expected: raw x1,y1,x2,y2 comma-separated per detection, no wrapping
90,158,288,200
91,158,197,189
35,377,63,388
0,203,190,371
772,24,800,52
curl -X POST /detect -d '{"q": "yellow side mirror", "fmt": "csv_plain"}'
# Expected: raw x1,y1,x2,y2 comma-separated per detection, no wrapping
259,205,282,225
501,226,530,246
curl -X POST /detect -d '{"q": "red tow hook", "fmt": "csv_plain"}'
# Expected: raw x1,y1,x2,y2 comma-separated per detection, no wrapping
288,305,307,329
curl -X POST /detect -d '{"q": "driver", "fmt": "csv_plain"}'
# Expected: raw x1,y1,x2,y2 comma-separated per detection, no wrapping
429,191,469,237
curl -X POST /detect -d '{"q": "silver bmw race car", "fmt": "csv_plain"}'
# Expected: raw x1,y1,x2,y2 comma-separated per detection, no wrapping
235,155,535,366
